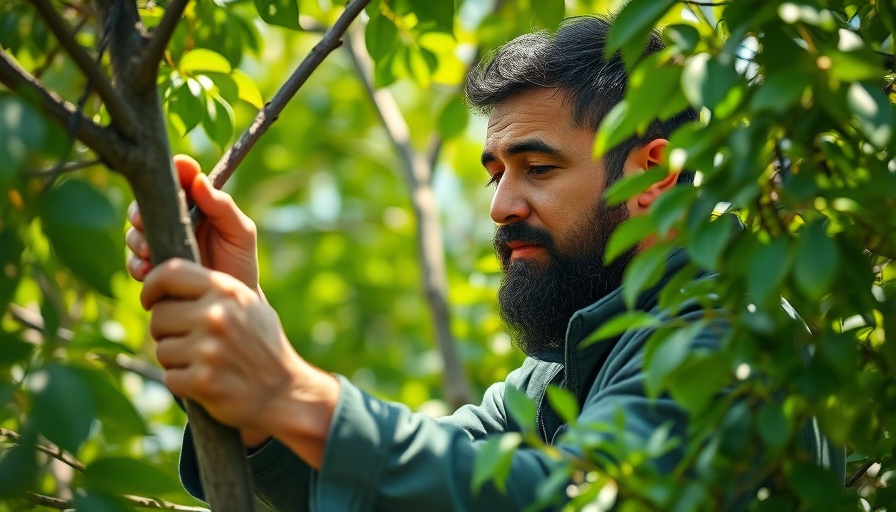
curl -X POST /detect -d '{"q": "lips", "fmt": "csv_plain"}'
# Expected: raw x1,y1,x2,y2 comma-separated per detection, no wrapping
506,240,542,259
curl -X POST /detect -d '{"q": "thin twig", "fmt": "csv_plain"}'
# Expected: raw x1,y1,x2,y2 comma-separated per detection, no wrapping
26,158,102,177
138,0,190,89
25,491,209,511
7,303,74,342
1,428,86,471
204,0,372,191
93,352,165,383
847,460,875,488
3,430,208,511
33,16,91,78
27,0,138,138
0,51,116,160
681,1,730,5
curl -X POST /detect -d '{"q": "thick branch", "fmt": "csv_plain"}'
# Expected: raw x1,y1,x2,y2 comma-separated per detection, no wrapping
0,50,116,159
138,0,190,89
343,30,474,408
28,0,138,138
206,0,373,189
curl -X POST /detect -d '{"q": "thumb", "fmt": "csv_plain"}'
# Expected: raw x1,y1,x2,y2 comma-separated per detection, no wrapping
190,172,255,240
173,154,202,191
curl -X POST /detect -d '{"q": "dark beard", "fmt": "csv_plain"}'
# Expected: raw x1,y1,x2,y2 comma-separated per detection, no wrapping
494,202,634,356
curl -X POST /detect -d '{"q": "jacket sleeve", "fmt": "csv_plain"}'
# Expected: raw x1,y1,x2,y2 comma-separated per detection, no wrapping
178,361,561,512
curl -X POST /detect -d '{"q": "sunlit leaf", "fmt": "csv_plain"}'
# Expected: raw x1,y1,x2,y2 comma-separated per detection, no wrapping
580,310,661,348
546,385,579,425
504,385,536,431
181,48,232,74
472,432,522,494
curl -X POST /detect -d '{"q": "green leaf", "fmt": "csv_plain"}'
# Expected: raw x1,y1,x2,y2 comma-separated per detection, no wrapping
847,82,893,150
203,94,235,150
580,310,661,348
30,364,95,453
0,330,33,367
793,220,839,300
72,490,137,512
0,429,37,498
644,321,706,398
410,0,454,33
747,236,792,304
622,243,670,308
667,354,729,414
503,385,536,431
405,46,432,88
180,48,232,74
605,215,655,265
39,179,124,297
545,385,579,425
532,0,564,29
0,97,45,183
663,24,700,53
607,0,677,64
232,69,264,109
437,96,468,139
253,0,300,30
594,100,633,159
167,78,205,137
750,69,811,112
787,462,843,509
365,13,399,60
472,432,522,494
757,402,791,450
628,63,687,130
682,54,741,111
0,225,24,310
650,185,694,236
603,165,667,206
83,456,181,496
687,215,733,271
77,367,148,437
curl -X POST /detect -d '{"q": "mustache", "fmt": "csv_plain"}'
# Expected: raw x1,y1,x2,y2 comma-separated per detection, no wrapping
493,223,556,261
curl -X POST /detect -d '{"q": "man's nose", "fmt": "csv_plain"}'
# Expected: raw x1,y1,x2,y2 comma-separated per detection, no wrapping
489,174,531,225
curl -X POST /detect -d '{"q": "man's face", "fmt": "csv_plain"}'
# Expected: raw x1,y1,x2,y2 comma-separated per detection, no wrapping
482,88,634,355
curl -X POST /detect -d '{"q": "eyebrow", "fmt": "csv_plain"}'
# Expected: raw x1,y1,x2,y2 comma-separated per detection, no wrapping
480,139,562,167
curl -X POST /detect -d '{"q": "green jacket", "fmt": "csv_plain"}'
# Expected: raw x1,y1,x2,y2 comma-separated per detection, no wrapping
179,249,844,510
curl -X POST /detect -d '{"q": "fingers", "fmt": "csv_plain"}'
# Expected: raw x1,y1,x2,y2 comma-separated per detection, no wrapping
141,259,213,310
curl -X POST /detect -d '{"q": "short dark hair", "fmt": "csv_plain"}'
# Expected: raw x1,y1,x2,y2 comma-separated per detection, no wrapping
465,15,698,186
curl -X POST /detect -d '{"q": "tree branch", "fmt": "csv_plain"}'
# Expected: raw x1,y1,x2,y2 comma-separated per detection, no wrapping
0,428,86,472
26,158,102,177
847,460,876,488
0,51,118,160
27,0,138,138
138,0,190,89
205,0,373,190
342,30,474,407
24,491,209,511
2,429,208,511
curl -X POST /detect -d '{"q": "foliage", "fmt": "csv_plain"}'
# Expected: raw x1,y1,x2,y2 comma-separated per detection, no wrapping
0,0,893,510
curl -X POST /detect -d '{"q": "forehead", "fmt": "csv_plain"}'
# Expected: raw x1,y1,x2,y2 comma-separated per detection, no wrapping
484,88,593,158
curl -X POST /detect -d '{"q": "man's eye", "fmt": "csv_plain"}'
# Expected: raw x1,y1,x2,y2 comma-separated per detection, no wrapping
529,165,555,175
485,172,502,188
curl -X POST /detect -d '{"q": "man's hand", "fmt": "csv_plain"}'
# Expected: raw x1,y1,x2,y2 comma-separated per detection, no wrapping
142,259,339,467
125,155,259,293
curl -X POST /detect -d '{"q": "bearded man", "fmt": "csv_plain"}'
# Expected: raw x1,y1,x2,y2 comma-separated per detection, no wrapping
127,15,842,511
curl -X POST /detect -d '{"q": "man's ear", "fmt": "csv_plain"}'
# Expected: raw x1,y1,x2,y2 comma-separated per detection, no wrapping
624,139,678,216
